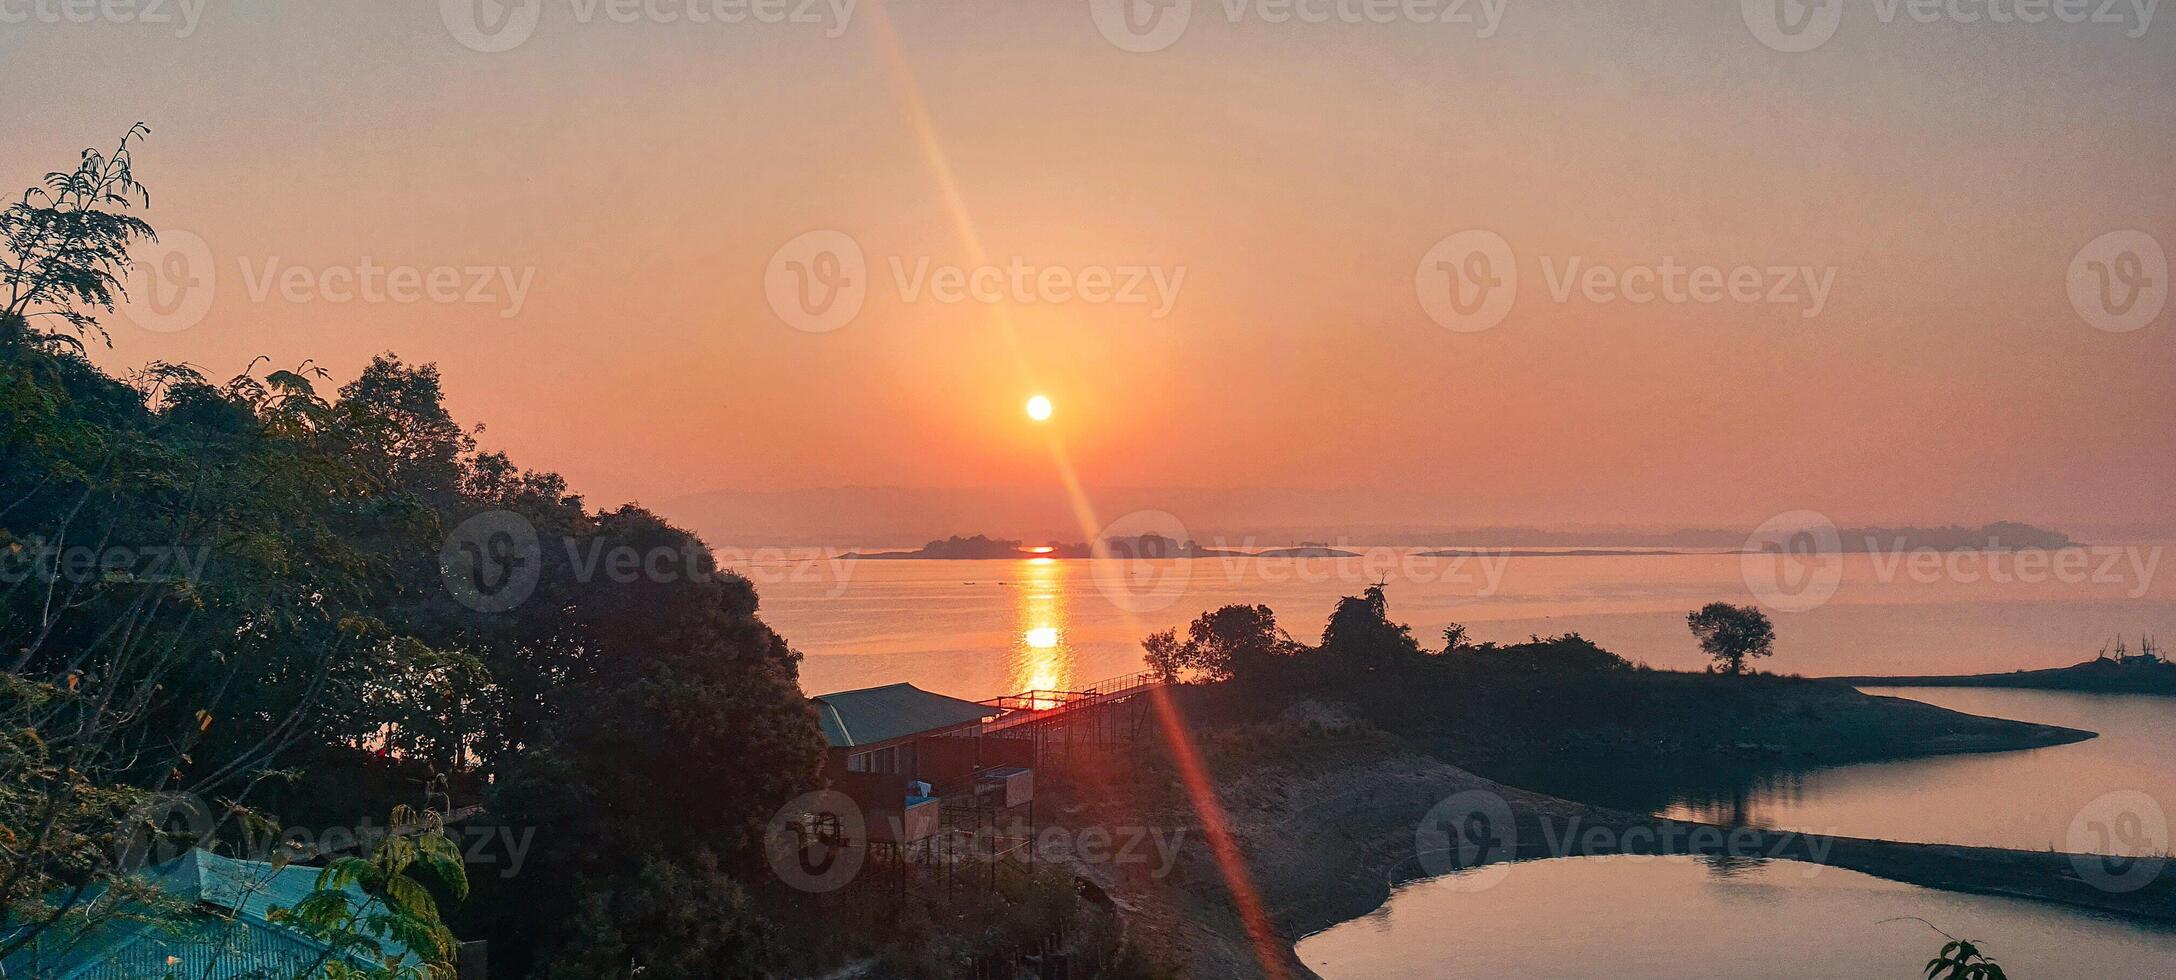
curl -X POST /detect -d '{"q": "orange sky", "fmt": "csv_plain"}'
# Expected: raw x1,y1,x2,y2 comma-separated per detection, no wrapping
8,2,2172,532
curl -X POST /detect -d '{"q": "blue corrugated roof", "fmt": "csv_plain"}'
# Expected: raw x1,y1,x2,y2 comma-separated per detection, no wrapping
2,849,425,979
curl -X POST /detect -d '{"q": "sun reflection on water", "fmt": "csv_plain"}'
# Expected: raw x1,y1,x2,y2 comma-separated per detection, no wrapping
1012,557,1074,706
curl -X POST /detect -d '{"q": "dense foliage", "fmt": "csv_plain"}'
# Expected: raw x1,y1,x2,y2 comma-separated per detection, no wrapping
1142,603,1295,683
1,130,826,977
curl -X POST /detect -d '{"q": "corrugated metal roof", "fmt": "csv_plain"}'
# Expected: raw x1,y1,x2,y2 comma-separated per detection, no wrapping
2,849,425,979
811,683,993,747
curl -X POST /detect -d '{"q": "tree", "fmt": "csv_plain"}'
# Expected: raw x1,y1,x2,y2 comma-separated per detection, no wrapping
2,133,827,976
1142,604,1293,683
275,804,470,980
541,851,783,980
1438,622,1471,654
473,508,824,977
1142,629,1189,684
1,193,404,957
0,124,154,349
1319,584,1420,667
1686,602,1776,675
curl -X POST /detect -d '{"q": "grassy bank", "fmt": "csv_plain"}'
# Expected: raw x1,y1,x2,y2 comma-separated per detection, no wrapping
1178,656,2094,774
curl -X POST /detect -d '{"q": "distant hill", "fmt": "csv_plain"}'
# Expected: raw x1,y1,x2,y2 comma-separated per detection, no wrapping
1252,546,1362,558
845,534,1063,560
1828,655,2176,696
1827,522,2076,552
844,533,1254,560
1410,522,2076,553
656,487,2081,555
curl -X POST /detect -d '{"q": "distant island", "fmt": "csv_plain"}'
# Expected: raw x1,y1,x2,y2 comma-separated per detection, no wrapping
845,534,1077,560
1416,548,1705,558
1252,545,1363,558
846,533,1240,560
1398,521,2078,551
1829,638,2176,696
840,522,2076,560
1424,522,2077,555
842,534,1361,560
1797,521,2076,552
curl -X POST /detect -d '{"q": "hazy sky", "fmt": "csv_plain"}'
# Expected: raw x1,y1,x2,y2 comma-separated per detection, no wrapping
6,0,2172,531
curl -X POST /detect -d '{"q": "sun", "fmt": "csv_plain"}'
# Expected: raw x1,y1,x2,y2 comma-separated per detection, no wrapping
1025,394,1053,422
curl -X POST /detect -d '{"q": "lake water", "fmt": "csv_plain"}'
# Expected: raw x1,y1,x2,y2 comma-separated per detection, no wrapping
1294,855,2176,979
741,548,2176,976
727,548,2173,700
737,549,2176,975
1679,688,2176,855
1485,687,2176,856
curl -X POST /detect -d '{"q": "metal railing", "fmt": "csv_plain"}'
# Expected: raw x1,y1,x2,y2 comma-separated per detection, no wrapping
977,670,1159,711
944,670,1163,738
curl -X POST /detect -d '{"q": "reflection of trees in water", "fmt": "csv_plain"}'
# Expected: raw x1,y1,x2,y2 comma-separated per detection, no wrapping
1699,853,1771,878
1672,768,1814,828
1476,760,1829,833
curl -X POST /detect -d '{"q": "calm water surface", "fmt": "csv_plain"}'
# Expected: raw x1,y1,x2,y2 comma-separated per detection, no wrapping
1674,688,2176,854
1295,856,2176,979
736,550,2176,976
1490,688,2176,855
726,549,2172,700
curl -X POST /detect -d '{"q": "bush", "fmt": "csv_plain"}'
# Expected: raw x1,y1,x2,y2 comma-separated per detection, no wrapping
1461,633,1633,674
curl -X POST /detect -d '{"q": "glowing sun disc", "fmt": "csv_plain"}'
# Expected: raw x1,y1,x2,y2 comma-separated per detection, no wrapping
1025,395,1053,421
